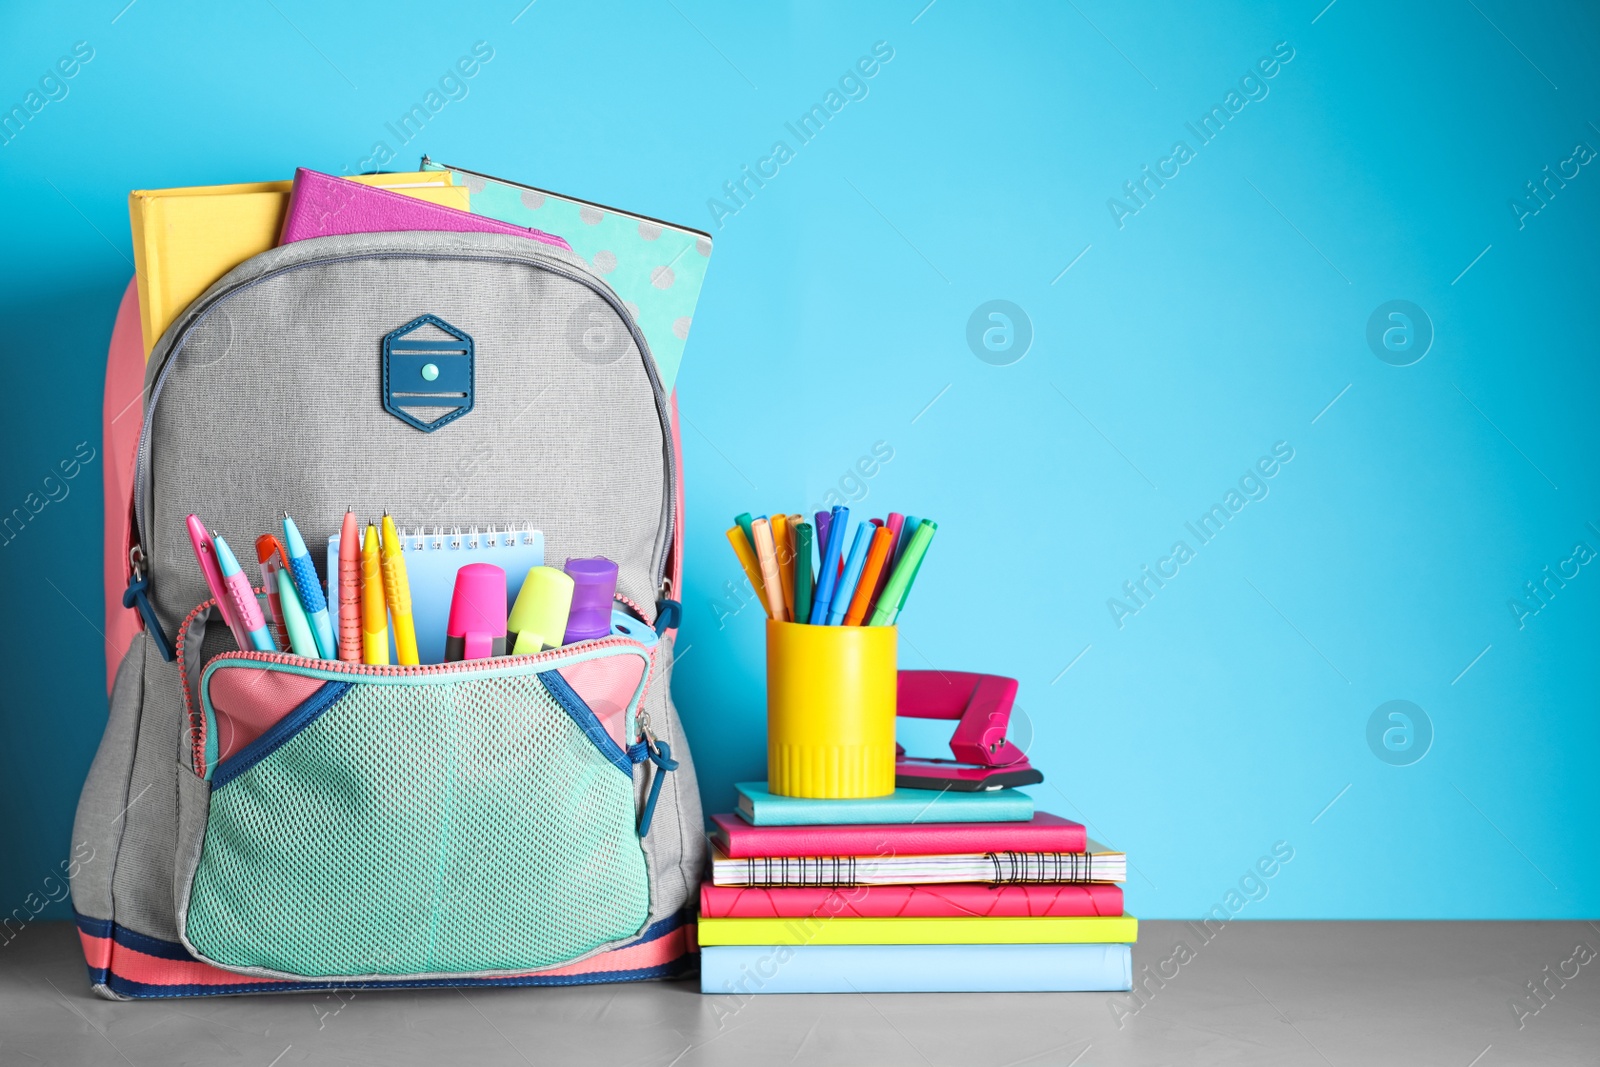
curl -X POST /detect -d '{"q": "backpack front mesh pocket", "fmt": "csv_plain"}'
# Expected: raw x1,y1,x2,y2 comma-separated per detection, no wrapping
183,659,651,979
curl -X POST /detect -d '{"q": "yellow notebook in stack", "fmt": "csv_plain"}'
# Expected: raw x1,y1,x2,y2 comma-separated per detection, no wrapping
696,915,1140,946
128,171,469,356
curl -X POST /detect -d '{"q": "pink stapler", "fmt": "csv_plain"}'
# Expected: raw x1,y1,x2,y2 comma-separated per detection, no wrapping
895,671,1044,791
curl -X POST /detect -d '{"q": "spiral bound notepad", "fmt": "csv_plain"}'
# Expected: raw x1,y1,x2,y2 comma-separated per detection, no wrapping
327,525,545,665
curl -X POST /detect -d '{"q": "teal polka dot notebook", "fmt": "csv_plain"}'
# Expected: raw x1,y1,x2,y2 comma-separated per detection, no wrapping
424,158,711,394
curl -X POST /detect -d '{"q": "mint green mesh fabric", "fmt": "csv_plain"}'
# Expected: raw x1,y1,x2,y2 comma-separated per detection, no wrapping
185,672,649,977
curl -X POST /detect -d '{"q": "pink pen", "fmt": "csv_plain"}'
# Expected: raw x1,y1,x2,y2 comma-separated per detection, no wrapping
212,532,275,651
185,514,245,644
868,513,905,612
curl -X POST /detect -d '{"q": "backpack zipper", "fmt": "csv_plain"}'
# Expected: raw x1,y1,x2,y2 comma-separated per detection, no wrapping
131,242,677,612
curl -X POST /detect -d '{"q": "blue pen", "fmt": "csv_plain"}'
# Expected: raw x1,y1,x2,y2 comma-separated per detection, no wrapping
827,522,874,625
282,512,336,658
809,506,849,625
211,534,277,652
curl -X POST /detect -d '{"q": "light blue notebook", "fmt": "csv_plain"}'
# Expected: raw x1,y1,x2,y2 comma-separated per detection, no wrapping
734,782,1034,826
700,944,1133,994
327,526,544,665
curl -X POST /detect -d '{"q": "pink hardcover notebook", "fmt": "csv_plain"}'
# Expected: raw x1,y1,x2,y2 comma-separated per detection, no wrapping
279,168,570,249
709,812,1087,859
699,882,1123,919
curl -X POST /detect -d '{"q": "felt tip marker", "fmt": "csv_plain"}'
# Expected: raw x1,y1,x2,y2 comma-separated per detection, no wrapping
809,505,849,625
827,521,873,625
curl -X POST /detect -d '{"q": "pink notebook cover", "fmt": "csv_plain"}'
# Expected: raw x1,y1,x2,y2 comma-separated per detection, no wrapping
279,168,570,250
709,812,1088,859
699,882,1123,919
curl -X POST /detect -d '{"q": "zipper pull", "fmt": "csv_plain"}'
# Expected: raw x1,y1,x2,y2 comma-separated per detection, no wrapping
123,545,175,661
637,733,678,838
653,596,681,636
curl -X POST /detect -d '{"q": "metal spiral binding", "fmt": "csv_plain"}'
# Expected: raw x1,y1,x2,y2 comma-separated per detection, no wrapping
398,523,538,551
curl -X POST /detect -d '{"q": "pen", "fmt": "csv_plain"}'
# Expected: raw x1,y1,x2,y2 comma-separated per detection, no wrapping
255,535,291,651
360,523,389,665
276,566,319,657
751,517,789,622
726,525,773,618
869,513,905,610
380,512,420,665
809,506,849,625
869,519,937,625
793,522,815,625
337,509,362,662
814,510,832,555
894,514,922,566
735,512,755,554
185,515,246,645
844,525,895,626
771,512,796,620
827,522,874,625
212,533,276,651
282,512,336,659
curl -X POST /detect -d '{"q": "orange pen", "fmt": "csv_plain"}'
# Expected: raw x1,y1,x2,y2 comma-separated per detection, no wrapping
843,525,896,626
771,513,795,620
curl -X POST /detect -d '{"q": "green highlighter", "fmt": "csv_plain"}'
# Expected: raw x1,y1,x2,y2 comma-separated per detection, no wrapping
793,522,815,625
868,520,936,626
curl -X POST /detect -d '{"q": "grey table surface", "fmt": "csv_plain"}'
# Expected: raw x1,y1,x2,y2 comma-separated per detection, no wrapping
2,920,1597,1066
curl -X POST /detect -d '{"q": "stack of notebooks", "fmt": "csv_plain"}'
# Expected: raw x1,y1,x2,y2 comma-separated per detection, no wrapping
699,783,1135,993
127,160,711,393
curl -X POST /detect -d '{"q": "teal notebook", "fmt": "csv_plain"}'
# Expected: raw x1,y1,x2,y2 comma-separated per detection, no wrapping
421,157,711,394
734,782,1034,827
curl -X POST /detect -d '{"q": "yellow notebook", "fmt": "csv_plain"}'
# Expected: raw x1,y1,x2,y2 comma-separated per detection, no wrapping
695,914,1139,947
129,172,469,357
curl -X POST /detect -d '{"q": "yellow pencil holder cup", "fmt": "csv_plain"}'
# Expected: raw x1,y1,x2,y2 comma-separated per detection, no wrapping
766,619,897,799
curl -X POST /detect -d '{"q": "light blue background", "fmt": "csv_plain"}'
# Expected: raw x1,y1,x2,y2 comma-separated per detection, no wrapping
1,1,1595,922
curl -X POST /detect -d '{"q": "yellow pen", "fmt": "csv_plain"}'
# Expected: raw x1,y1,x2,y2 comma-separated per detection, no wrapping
361,523,390,665
380,512,420,665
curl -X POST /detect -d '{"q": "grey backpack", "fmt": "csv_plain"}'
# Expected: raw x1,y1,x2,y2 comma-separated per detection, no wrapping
71,230,704,998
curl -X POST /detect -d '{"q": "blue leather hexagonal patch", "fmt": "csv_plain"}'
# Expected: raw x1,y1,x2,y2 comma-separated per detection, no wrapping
382,314,474,432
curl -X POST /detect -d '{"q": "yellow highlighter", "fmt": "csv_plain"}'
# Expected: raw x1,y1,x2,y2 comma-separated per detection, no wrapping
379,513,420,665
360,523,390,665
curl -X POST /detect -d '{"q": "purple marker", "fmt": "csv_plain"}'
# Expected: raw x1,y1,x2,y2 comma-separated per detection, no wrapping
563,557,619,643
814,510,832,554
